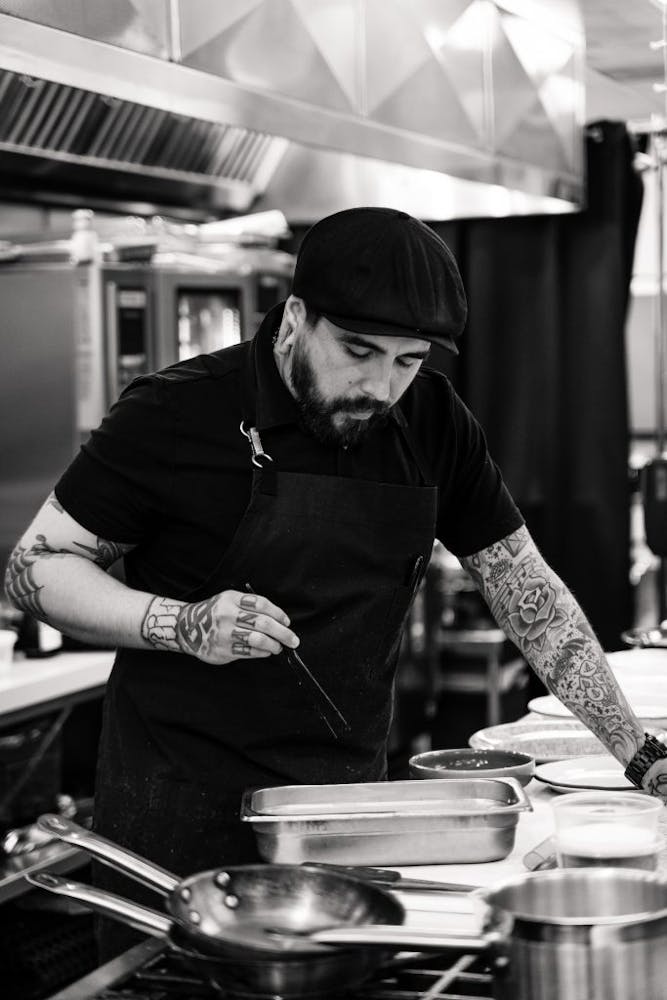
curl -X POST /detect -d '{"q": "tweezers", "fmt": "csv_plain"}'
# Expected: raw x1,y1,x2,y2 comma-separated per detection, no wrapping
245,584,350,739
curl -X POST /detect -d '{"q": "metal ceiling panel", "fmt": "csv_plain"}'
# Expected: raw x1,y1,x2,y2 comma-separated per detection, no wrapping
0,0,170,57
181,0,355,113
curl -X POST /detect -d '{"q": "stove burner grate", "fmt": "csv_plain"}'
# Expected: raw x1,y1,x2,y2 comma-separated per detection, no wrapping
94,948,494,1000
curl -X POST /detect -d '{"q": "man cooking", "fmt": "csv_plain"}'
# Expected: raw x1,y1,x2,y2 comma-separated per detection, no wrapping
5,207,667,956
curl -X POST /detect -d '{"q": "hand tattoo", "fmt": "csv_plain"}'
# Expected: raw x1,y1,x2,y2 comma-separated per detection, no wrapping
141,596,185,651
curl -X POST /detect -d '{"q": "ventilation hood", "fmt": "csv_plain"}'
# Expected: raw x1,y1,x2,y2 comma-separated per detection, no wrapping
0,2,585,221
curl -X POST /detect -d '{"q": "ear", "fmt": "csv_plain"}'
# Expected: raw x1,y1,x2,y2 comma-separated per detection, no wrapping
275,296,306,353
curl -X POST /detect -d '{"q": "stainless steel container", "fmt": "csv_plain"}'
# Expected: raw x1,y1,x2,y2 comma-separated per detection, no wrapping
483,868,667,1000
240,777,531,865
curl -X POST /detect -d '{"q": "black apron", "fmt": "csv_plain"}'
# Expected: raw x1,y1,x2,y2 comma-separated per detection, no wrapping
93,363,437,956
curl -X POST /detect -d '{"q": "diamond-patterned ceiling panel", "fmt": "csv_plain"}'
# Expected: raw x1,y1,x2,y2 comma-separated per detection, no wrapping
393,0,476,49
430,2,491,140
489,8,547,149
181,0,354,112
364,0,435,114
0,0,170,56
371,57,482,146
502,12,574,87
178,0,264,62
497,93,571,173
289,0,362,111
537,55,582,170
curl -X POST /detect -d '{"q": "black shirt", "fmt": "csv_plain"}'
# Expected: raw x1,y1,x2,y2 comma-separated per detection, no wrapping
55,306,523,598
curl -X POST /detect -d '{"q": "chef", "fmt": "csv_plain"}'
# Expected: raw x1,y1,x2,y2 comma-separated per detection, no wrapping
5,207,667,958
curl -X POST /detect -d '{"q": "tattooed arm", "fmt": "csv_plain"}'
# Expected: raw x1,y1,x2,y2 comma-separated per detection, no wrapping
459,524,659,784
4,492,298,663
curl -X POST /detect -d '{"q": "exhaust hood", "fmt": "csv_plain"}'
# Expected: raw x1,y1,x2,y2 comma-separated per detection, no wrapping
0,1,585,220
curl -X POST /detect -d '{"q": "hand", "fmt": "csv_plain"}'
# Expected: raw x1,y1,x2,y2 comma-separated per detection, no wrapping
176,589,299,665
641,757,667,804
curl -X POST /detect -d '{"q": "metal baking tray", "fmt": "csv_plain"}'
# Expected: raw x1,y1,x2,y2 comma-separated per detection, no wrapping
240,777,531,865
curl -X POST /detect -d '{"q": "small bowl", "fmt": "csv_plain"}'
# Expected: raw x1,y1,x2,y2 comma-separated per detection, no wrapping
409,747,535,786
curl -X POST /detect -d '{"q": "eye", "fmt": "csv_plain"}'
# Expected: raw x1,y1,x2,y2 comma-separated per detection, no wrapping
396,356,422,369
344,344,372,360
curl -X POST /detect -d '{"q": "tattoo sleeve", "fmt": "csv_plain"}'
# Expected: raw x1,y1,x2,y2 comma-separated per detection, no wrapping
460,525,644,764
4,493,134,624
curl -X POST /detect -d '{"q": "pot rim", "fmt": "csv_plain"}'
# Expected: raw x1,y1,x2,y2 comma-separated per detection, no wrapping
479,867,667,927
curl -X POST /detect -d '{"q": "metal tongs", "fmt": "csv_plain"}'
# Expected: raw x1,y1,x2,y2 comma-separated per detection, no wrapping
245,584,350,739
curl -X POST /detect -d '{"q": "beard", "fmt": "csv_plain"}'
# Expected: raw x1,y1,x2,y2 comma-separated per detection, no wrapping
289,341,391,448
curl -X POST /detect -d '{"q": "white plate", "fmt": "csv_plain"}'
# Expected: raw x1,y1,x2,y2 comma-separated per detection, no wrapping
534,755,635,793
469,720,605,764
606,648,667,676
528,694,667,721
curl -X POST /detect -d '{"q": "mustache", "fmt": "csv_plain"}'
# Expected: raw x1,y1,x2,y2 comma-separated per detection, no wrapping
330,398,391,416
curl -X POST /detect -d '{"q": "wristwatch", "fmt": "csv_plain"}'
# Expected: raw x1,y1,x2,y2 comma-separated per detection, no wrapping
624,733,667,788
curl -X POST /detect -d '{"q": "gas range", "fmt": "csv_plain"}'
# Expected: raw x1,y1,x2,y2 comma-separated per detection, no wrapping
49,939,494,1000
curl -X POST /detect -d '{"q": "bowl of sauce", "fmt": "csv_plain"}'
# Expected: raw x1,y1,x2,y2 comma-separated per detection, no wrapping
409,747,535,786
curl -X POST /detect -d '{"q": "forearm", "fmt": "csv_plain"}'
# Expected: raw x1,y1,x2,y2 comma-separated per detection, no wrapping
462,527,644,765
5,545,184,652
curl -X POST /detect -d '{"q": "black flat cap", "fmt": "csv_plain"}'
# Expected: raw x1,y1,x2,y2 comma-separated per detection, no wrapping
291,207,467,354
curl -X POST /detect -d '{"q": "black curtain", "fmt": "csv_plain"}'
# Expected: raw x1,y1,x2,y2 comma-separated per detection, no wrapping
430,120,643,657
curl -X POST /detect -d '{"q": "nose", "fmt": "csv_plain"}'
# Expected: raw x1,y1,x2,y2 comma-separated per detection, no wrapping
360,359,393,402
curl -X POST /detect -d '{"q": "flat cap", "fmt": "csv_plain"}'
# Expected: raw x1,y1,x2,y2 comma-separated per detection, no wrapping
292,207,467,353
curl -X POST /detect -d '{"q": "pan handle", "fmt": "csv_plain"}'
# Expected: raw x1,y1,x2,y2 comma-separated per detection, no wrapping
25,872,174,937
37,814,179,895
310,924,489,951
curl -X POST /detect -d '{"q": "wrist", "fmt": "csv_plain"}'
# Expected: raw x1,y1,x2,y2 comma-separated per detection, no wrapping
140,595,188,653
625,733,667,790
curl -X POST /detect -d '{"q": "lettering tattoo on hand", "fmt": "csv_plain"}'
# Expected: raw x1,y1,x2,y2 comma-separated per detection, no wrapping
231,628,252,657
461,525,644,762
236,609,258,628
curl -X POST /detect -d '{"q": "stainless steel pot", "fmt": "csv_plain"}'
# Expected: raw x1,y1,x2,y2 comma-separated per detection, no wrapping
315,867,667,1000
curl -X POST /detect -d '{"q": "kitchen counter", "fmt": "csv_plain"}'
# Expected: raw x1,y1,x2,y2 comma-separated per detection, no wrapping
0,649,114,723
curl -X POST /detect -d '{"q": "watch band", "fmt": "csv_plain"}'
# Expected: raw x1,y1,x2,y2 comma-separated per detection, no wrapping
624,733,667,788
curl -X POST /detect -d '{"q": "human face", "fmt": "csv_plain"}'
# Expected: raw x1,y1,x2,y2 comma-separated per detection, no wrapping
286,313,431,447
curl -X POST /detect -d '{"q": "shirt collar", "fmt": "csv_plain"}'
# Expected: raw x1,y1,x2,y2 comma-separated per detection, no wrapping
243,302,301,431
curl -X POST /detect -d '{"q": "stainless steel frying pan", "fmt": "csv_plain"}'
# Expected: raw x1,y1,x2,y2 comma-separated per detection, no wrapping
35,814,405,957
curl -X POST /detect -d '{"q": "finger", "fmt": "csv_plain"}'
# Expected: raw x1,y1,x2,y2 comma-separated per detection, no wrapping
230,628,281,658
234,593,299,648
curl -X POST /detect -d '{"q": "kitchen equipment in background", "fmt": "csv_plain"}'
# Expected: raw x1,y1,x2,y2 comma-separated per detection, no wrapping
621,624,667,647
469,719,608,763
551,791,663,871
240,778,531,865
409,748,534,786
0,216,294,573
534,756,636,794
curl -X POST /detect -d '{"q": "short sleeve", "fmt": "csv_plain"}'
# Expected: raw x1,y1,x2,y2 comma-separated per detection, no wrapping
436,389,524,557
55,376,176,544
